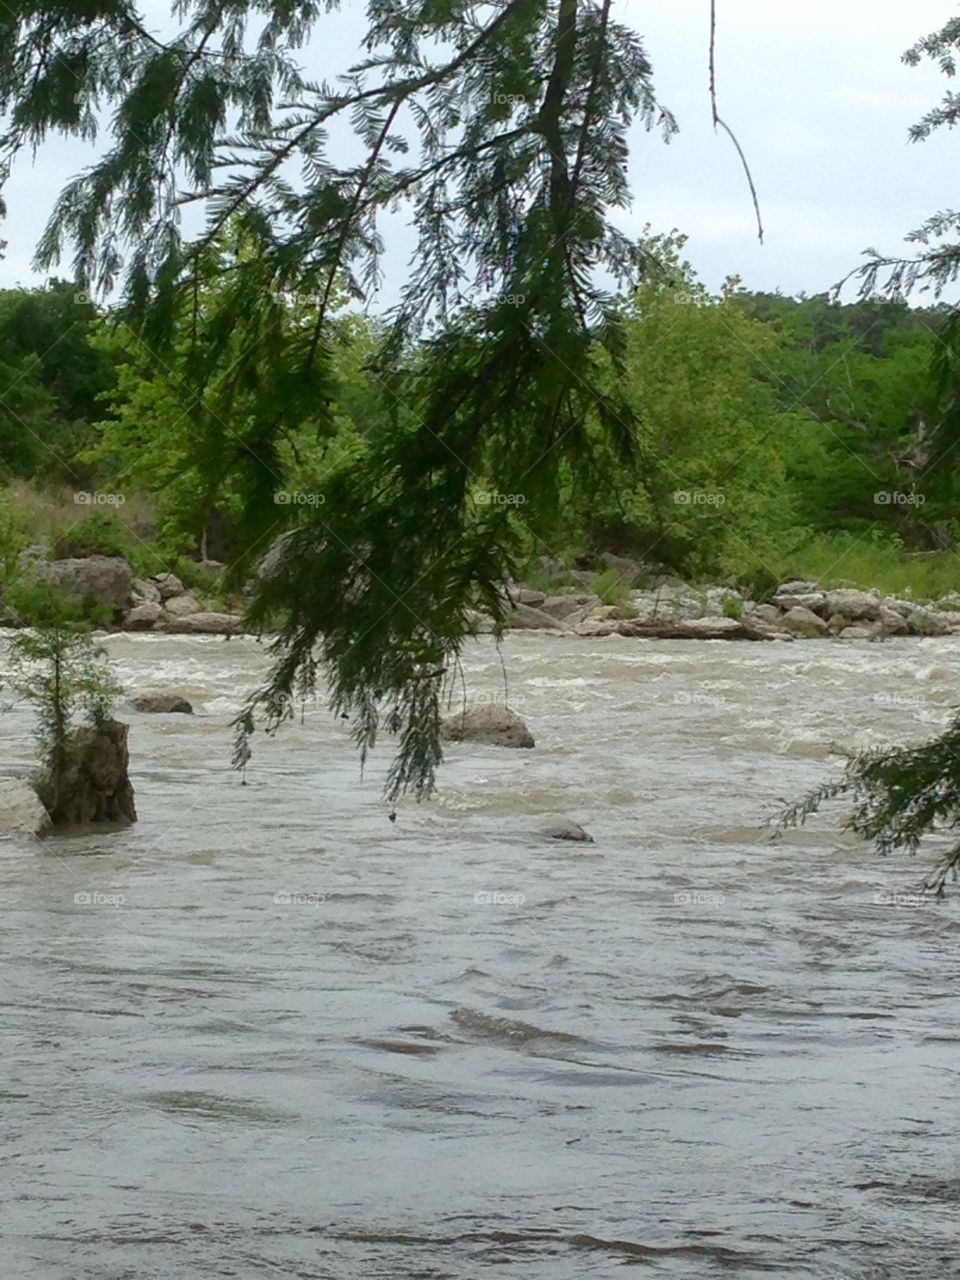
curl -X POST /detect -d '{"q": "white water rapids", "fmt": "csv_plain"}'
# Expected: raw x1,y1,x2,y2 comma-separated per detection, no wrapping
2,632,959,1278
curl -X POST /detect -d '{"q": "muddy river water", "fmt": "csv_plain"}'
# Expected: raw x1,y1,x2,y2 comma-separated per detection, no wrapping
2,632,959,1278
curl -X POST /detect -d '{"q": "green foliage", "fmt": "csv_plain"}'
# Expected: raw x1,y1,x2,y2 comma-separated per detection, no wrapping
1,585,121,818
722,595,743,620
0,282,115,479
777,715,960,895
51,510,133,561
592,568,632,607
777,531,958,601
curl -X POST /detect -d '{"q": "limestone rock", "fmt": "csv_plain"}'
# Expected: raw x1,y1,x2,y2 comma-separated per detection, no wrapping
124,602,162,630
41,719,136,825
162,592,199,618
441,704,534,749
505,602,564,630
152,572,185,600
36,555,132,610
541,820,594,843
824,589,880,621
0,777,52,836
166,611,243,635
780,605,828,638
132,577,162,604
131,692,193,714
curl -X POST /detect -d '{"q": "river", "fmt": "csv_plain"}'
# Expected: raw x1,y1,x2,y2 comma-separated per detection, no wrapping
2,632,959,1278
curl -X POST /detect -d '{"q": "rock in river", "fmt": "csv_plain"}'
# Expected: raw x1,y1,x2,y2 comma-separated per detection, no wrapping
441,704,534,749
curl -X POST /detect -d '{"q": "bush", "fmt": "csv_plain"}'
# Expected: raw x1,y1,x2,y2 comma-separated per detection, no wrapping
1,585,122,819
51,510,134,561
592,568,633,607
722,595,743,620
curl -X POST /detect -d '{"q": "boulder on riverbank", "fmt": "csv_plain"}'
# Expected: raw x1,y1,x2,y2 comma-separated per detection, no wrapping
441,704,535,748
34,555,133,611
0,777,52,836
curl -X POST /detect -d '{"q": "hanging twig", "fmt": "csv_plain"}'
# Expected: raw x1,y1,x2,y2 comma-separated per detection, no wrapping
709,1,764,244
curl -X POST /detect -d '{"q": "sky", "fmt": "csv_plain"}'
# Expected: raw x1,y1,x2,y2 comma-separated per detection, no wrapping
0,0,957,303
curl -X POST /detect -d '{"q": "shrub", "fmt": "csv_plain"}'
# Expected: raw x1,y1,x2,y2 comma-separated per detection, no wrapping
1,585,122,818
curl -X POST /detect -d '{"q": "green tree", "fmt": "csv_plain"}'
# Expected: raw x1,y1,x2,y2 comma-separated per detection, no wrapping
0,0,678,798
568,236,802,581
0,282,115,479
1,584,120,821
781,16,960,890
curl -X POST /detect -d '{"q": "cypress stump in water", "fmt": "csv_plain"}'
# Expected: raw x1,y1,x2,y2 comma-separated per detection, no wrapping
40,719,137,826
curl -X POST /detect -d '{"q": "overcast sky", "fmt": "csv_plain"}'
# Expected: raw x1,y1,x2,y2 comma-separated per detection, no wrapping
1,0,957,303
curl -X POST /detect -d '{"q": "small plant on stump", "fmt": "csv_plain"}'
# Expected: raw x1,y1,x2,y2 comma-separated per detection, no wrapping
2,584,122,821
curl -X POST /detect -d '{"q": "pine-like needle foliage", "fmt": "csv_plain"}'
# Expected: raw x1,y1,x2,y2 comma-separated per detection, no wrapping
1,1,676,797
783,16,960,888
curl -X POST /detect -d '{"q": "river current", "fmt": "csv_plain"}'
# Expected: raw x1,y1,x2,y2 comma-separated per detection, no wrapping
2,632,959,1278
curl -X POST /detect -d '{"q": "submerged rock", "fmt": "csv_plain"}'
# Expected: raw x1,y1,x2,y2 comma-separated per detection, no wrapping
541,820,594,843
441,704,534,749
0,777,52,836
131,692,193,714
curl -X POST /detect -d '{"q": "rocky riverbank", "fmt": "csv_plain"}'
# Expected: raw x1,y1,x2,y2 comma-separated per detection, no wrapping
1,548,957,641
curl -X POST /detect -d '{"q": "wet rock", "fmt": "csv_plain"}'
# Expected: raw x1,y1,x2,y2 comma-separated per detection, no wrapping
903,605,952,636
42,719,136,825
585,604,624,621
152,572,185,600
824,589,880,621
162,592,199,618
124,602,162,630
542,820,594,843
539,594,601,620
839,625,878,640
827,613,853,635
780,605,828,638
166,612,244,635
441,704,534,749
878,605,910,636
573,619,623,636
35,555,133,610
131,692,193,714
505,602,564,630
0,777,52,836
515,588,546,606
